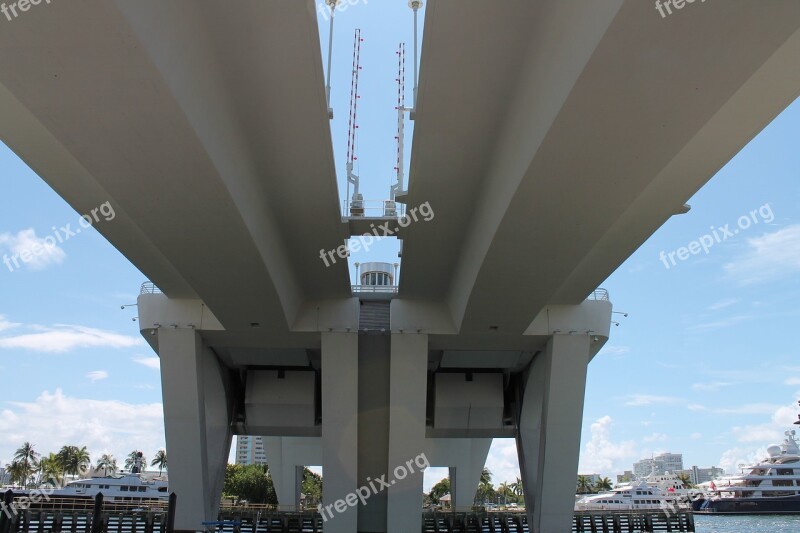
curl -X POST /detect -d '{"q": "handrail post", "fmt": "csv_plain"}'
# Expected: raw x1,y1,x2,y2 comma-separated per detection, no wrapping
0,490,13,533
90,493,104,533
165,493,177,533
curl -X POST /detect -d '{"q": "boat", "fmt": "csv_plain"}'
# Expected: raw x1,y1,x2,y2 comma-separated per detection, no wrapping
51,452,168,502
693,401,800,515
575,474,690,512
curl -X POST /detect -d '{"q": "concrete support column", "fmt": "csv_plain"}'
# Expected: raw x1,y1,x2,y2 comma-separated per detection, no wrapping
321,332,359,532
516,334,590,533
264,437,298,511
451,439,492,511
158,328,232,532
386,333,428,533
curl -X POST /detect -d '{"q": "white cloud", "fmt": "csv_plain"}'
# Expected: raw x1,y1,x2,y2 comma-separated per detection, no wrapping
730,401,798,444
86,370,109,382
719,447,767,473
708,298,739,311
724,225,800,284
688,315,753,332
687,404,706,411
0,324,142,352
484,438,521,486
599,346,630,358
623,394,680,407
579,416,638,476
785,377,800,386
690,433,703,440
133,356,160,370
0,315,20,332
642,433,668,443
0,228,66,271
692,381,733,392
0,389,164,467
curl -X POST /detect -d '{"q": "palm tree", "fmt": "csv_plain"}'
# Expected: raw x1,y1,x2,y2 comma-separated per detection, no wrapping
577,475,593,494
6,461,27,486
151,450,167,475
13,442,39,487
125,451,146,472
56,445,91,482
38,454,64,487
677,472,694,489
498,482,512,505
96,454,118,476
594,477,613,492
510,477,524,497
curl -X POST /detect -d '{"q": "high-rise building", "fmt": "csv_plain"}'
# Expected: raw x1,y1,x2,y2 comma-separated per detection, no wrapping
676,466,725,485
633,453,684,477
235,436,267,465
0,467,10,486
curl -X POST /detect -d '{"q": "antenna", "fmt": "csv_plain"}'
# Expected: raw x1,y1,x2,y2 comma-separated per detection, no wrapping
388,42,410,212
324,0,339,119
408,0,423,118
346,29,364,216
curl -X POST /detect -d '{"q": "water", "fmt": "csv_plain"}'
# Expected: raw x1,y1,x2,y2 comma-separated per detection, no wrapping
695,515,800,533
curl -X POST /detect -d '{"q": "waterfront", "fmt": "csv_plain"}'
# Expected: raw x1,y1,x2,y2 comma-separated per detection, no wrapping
695,515,800,533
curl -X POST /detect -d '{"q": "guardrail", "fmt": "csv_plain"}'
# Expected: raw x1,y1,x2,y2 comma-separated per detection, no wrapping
587,288,609,301
0,491,177,533
341,199,406,218
352,285,399,294
140,282,162,295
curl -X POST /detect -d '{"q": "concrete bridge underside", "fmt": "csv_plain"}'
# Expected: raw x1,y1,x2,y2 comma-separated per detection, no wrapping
1,1,799,532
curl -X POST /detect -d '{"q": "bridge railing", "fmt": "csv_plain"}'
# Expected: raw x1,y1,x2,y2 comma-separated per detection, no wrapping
352,285,398,294
140,282,162,295
341,199,406,218
587,288,609,301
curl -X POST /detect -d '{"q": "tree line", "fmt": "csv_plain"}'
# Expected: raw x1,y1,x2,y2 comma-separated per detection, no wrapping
426,468,525,508
1,442,167,488
222,464,322,508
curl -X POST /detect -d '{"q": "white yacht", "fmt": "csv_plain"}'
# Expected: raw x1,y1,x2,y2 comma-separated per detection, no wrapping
53,472,169,501
53,454,168,502
575,473,690,512
693,409,800,515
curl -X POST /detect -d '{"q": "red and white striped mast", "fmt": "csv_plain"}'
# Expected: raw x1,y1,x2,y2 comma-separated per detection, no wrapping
346,29,364,216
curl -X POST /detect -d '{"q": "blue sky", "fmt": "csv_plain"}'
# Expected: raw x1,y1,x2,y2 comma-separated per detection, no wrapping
1,0,799,492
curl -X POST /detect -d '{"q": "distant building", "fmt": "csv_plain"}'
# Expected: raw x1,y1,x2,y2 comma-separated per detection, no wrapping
579,473,602,486
616,470,634,484
676,466,725,485
236,436,267,465
633,453,684,477
0,467,10,485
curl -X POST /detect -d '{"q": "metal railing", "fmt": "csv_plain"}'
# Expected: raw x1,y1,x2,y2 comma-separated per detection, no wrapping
352,285,399,294
140,282,162,295
342,199,406,218
587,288,609,301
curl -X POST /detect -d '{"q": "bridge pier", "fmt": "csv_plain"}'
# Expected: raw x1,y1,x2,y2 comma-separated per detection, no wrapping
320,332,360,533
516,334,591,533
386,333,428,533
157,328,233,533
263,437,322,511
